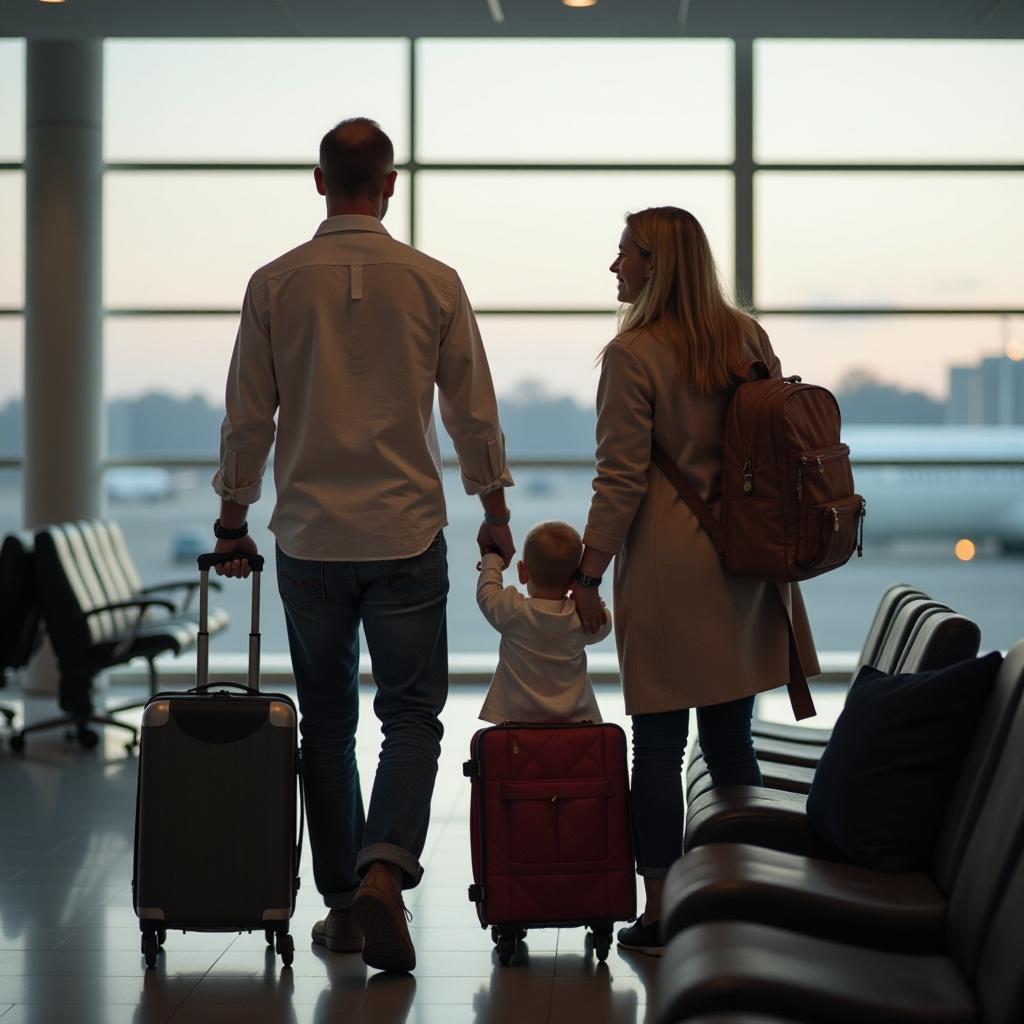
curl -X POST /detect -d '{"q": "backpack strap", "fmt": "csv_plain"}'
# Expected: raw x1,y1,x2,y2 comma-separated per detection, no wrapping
733,359,771,384
650,441,726,559
785,615,816,721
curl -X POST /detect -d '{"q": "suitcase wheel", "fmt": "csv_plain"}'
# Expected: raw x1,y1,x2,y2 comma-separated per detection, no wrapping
496,933,516,966
157,928,167,947
591,925,613,963
264,928,275,948
276,931,294,967
141,931,159,969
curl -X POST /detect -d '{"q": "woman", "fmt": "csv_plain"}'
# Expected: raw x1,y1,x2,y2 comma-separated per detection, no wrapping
573,207,818,956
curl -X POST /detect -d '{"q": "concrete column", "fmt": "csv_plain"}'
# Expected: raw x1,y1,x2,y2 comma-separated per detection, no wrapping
23,41,104,694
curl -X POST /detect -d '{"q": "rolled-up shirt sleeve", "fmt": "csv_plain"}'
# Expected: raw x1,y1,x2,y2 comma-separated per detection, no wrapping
211,279,279,505
436,277,515,496
583,340,655,554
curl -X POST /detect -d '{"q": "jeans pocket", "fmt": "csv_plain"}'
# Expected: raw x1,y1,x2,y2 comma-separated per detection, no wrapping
384,534,448,603
277,555,325,611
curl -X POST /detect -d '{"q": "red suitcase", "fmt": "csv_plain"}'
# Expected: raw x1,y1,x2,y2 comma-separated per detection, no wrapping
464,722,636,964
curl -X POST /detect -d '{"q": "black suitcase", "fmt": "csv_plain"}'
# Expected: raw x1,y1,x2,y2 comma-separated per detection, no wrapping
132,552,303,969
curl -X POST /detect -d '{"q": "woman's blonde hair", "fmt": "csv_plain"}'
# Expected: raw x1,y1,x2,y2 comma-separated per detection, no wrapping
614,206,761,395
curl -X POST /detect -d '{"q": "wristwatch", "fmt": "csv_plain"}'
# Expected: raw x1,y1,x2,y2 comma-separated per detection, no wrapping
574,569,603,588
213,518,248,540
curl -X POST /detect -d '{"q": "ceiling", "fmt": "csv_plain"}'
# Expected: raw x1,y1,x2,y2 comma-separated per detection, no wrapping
2,0,1022,40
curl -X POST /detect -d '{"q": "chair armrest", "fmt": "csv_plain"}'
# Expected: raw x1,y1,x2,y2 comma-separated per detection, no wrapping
138,578,221,614
139,579,223,595
83,598,177,618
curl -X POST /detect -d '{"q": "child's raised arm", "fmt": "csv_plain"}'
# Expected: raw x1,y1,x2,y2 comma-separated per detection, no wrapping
476,551,523,632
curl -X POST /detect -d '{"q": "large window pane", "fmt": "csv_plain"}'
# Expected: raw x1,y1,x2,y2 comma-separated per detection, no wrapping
417,40,732,164
755,41,1024,163
0,317,23,456
0,172,24,307
0,40,25,162
478,314,615,411
105,316,237,415
755,173,1024,309
417,172,733,308
758,314,1024,406
105,40,410,162
104,172,410,308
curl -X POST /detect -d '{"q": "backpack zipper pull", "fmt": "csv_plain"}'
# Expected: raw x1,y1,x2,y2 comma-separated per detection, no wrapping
832,507,840,532
742,461,753,493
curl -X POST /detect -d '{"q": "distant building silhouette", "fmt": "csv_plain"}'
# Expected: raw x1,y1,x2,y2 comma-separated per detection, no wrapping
947,355,1024,425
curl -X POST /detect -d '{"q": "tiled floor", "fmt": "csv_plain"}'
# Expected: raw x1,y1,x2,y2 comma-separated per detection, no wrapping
0,684,670,1024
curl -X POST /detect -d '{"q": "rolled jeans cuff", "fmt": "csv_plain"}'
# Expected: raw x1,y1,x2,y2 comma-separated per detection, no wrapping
323,889,359,911
356,842,424,891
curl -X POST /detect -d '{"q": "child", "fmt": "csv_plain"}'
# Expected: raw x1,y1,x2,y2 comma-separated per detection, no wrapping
477,520,612,725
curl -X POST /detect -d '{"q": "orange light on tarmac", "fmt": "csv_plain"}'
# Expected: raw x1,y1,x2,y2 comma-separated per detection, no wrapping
955,539,977,562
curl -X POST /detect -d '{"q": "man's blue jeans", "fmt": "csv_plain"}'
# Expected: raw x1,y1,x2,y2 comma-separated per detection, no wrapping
276,533,449,908
630,695,761,879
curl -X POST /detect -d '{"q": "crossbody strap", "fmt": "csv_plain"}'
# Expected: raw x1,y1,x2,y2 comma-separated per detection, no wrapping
650,441,726,559
651,440,816,722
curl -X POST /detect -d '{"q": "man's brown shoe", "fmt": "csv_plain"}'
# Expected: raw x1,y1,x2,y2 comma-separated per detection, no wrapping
311,908,364,953
351,863,416,972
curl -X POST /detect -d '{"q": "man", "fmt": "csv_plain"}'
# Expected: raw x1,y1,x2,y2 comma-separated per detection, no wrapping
210,118,515,973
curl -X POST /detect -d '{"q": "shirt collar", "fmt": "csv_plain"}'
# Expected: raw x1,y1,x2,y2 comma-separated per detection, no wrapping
314,215,391,239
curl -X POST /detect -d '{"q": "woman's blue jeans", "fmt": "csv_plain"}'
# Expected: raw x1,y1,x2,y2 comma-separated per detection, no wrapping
276,534,449,908
630,695,761,879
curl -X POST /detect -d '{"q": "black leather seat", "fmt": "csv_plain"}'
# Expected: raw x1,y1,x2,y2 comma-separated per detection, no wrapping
683,610,982,853
686,593,944,798
10,522,204,751
656,646,1024,1023
662,642,1024,954
0,531,42,727
749,583,926,746
689,602,977,800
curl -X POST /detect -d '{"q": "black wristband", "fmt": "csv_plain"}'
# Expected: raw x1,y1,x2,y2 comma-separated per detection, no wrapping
483,509,511,527
574,569,603,588
213,518,248,540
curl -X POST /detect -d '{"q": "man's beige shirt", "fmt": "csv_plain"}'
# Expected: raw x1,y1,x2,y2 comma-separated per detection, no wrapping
213,215,513,561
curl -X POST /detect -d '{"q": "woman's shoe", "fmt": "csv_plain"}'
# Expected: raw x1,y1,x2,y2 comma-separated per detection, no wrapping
616,918,664,957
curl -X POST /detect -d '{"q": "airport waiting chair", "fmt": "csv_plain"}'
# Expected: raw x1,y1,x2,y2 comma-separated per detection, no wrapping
682,608,981,856
685,593,949,799
748,582,928,746
75,519,230,633
0,531,42,727
661,642,1024,957
9,523,201,752
656,643,1024,1024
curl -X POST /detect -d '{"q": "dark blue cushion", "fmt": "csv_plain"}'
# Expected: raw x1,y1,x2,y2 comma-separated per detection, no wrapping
806,651,1003,872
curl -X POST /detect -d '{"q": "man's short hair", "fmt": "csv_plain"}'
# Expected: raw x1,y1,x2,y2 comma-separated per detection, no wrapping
318,118,395,199
523,521,584,591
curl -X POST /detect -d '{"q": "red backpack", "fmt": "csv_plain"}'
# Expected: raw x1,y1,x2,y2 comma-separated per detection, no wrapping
652,361,866,718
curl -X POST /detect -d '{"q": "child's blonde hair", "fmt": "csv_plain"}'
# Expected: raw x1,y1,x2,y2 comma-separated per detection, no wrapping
523,521,583,591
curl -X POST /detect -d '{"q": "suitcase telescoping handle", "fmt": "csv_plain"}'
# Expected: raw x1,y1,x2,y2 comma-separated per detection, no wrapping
195,552,265,693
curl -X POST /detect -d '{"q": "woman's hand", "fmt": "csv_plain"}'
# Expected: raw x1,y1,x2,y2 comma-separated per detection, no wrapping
573,584,606,634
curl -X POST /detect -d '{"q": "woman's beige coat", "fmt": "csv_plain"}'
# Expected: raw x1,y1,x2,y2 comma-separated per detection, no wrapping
583,326,820,716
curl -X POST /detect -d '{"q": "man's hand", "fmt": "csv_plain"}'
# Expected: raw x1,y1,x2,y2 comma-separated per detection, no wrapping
477,521,515,568
213,535,259,579
572,583,606,634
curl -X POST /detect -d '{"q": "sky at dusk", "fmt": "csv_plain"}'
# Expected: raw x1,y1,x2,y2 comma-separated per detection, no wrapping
0,37,1021,408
